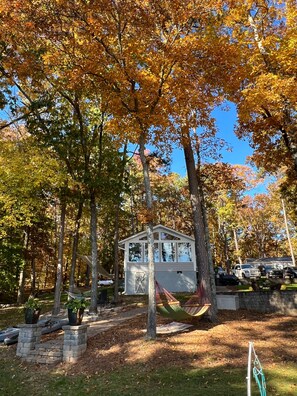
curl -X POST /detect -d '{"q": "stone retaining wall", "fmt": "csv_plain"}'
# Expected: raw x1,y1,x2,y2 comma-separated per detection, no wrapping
238,290,297,315
23,340,63,364
16,323,89,364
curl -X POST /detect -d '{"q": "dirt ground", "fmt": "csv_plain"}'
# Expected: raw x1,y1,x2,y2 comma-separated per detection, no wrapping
60,309,297,376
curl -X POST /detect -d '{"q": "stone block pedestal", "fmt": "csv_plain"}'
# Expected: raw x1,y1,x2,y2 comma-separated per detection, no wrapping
62,324,89,363
16,323,42,358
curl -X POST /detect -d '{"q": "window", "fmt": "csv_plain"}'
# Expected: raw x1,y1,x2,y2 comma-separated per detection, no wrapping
144,243,159,262
161,242,176,262
139,232,159,241
160,232,179,240
178,243,192,262
127,232,192,264
129,243,142,262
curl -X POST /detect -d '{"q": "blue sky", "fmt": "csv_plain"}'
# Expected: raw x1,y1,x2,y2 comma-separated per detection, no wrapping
169,102,254,176
167,103,272,196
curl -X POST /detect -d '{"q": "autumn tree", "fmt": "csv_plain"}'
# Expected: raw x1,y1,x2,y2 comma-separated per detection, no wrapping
0,127,64,301
223,1,297,199
34,0,229,332
202,163,259,265
1,0,267,330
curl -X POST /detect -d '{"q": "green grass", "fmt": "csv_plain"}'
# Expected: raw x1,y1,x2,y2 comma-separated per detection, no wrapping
0,292,68,328
284,283,297,290
235,283,297,292
236,285,253,291
0,292,146,330
0,346,296,396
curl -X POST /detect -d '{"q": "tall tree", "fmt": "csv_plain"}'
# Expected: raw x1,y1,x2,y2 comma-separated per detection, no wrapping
0,127,64,300
224,1,297,182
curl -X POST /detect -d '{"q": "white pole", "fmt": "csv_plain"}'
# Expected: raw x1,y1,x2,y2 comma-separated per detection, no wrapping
247,341,253,396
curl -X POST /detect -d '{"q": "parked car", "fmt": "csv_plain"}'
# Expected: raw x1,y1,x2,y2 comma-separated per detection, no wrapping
258,264,266,276
232,264,260,279
283,266,297,279
218,273,240,286
264,265,283,279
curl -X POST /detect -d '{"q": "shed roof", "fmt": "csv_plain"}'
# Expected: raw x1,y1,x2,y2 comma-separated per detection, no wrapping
119,224,194,244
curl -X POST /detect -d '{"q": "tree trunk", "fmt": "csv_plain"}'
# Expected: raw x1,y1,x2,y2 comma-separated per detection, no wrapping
196,151,218,304
113,204,120,304
52,199,66,316
139,132,156,339
282,198,296,266
89,191,98,314
113,143,128,304
69,196,84,293
182,129,217,321
30,257,36,296
17,229,29,304
233,228,242,265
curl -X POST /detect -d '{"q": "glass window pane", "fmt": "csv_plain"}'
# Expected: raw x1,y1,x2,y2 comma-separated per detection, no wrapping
140,232,158,240
178,243,192,262
129,243,142,262
160,232,179,240
144,243,159,262
161,243,176,262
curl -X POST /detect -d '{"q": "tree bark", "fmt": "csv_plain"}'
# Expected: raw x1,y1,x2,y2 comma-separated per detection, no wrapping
52,198,66,316
69,196,84,293
17,229,29,304
113,203,120,304
89,190,98,314
30,256,36,296
233,228,242,265
113,143,128,304
182,129,217,321
282,198,296,266
139,132,156,339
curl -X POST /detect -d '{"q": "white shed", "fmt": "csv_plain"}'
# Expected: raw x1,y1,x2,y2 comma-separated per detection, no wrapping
119,225,197,295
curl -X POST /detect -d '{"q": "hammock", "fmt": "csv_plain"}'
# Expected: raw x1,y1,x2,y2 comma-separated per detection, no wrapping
155,281,211,321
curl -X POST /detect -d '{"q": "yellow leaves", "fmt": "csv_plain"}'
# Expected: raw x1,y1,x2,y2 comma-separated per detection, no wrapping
239,72,296,125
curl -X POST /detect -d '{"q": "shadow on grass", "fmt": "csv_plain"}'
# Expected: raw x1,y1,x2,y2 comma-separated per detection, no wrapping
0,345,296,396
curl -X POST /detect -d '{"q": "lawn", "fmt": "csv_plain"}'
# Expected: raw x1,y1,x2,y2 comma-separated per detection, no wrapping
0,300,296,396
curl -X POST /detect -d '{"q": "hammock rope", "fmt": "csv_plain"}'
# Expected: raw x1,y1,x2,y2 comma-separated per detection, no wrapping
155,280,211,321
247,342,267,396
252,350,267,396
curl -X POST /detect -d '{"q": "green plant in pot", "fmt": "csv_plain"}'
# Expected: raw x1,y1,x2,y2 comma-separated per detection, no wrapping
65,297,89,325
24,297,42,324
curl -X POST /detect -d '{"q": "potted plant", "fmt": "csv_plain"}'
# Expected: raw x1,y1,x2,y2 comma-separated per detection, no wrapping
24,297,42,324
65,297,89,325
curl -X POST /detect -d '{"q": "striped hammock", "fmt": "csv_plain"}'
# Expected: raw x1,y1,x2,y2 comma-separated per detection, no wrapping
155,281,211,321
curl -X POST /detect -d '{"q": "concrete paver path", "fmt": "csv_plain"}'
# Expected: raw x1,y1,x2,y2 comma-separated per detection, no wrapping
85,306,147,338
41,305,147,348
